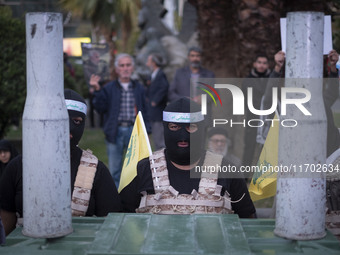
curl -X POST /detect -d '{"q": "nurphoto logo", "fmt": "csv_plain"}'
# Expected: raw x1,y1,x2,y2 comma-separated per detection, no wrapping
198,81,311,128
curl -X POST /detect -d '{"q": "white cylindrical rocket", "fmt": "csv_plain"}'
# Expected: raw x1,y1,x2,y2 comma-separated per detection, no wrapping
274,12,326,240
22,12,72,238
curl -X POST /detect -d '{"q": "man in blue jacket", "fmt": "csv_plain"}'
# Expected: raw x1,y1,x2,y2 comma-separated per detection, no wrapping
90,53,150,188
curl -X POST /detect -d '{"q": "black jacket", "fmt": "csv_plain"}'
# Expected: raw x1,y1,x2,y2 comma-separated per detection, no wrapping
146,69,169,121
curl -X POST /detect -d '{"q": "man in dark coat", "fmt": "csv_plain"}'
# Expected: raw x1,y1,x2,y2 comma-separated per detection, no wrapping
145,53,169,149
168,46,215,102
120,98,256,218
241,54,271,168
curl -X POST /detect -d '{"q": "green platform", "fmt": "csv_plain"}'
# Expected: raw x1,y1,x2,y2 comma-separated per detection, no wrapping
1,214,340,254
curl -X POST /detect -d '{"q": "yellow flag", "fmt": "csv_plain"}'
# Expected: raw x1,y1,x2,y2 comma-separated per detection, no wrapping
118,111,152,193
248,114,279,201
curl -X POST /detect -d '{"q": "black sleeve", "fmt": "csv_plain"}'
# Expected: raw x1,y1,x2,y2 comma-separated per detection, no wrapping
152,72,169,105
92,84,110,114
0,155,23,215
228,178,256,218
263,71,283,112
241,77,253,119
218,158,256,218
119,176,140,212
120,158,154,212
91,160,123,216
139,84,152,134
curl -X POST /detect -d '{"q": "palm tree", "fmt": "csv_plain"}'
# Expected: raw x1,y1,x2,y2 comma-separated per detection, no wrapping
59,0,140,79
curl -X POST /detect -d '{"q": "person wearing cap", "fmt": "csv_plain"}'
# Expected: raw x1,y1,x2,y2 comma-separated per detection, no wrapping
90,53,151,188
168,46,215,102
207,127,241,168
0,89,122,236
0,140,18,179
145,53,169,150
120,97,255,217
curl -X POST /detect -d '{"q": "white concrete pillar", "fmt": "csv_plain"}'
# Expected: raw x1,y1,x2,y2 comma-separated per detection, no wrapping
274,12,326,240
23,13,72,238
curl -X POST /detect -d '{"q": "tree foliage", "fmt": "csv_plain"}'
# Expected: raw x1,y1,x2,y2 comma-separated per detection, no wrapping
0,7,26,139
59,0,116,31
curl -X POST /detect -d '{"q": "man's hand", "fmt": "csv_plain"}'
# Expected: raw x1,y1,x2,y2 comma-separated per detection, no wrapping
89,74,101,91
274,51,285,73
328,49,339,73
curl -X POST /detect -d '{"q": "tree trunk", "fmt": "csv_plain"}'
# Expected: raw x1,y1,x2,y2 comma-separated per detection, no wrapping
233,0,283,77
189,0,332,77
284,0,330,13
189,0,237,77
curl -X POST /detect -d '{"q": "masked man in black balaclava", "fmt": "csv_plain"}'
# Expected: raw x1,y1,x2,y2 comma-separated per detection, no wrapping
64,89,122,217
0,89,122,236
162,96,206,166
120,97,256,217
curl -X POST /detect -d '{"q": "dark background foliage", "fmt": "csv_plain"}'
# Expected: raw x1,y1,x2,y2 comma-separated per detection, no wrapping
0,6,26,139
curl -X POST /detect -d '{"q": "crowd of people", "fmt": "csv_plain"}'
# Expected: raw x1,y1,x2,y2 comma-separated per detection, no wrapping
0,45,339,239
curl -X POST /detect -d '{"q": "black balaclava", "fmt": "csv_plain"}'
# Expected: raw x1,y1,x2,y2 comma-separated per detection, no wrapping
64,89,87,149
163,97,205,165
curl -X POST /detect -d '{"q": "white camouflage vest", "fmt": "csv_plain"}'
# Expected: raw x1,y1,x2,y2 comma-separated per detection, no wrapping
71,149,98,216
136,149,233,214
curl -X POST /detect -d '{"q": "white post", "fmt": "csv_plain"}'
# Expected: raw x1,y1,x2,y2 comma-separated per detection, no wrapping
23,13,72,238
274,12,326,240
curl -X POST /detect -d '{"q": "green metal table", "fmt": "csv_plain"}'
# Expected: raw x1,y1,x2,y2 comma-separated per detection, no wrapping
2,214,340,254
